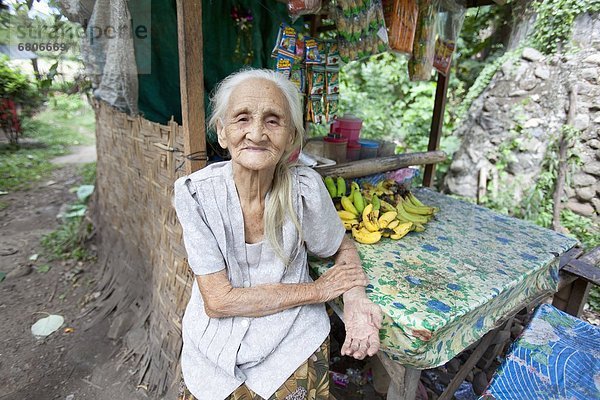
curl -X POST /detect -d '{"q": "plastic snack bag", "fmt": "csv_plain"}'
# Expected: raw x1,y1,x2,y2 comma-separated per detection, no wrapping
433,0,466,76
388,0,419,54
288,0,322,21
408,0,438,81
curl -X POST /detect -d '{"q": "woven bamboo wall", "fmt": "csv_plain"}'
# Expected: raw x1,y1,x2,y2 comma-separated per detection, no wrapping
92,101,193,394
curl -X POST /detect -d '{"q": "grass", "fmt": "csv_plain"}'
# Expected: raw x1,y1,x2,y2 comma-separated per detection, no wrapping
0,93,95,192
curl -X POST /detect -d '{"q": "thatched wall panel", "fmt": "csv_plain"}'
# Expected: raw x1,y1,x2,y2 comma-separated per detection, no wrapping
92,101,193,395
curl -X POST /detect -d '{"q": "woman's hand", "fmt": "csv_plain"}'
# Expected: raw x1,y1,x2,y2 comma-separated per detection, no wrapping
341,295,382,360
314,262,369,303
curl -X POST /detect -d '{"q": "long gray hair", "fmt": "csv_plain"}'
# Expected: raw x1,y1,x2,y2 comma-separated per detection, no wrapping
208,69,304,264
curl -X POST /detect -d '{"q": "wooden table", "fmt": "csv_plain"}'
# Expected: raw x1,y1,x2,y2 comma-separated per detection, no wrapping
309,189,577,399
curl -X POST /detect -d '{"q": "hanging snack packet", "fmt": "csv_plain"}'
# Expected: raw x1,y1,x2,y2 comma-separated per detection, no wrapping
326,41,340,65
288,0,322,22
305,37,323,64
309,95,325,124
275,53,294,77
433,1,466,75
295,36,306,62
325,94,339,122
408,0,438,81
290,65,306,93
388,0,418,54
272,23,297,58
326,67,339,95
309,66,326,96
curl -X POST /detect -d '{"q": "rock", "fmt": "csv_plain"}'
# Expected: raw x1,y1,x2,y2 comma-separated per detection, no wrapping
519,78,538,91
66,395,75,400
483,99,499,112
446,358,461,374
107,311,134,340
523,118,543,128
522,47,544,62
566,200,595,216
531,94,540,102
450,158,468,173
6,264,32,279
573,173,597,187
583,54,600,65
576,186,596,201
473,371,489,395
573,114,591,130
565,185,576,198
534,66,550,80
588,139,600,149
479,114,503,131
509,89,529,97
581,67,598,82
583,162,600,176
592,198,600,213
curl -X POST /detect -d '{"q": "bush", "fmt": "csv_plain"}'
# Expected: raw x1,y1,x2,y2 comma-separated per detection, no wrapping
0,56,42,117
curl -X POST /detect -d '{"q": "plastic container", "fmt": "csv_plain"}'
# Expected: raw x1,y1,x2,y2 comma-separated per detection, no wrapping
358,140,380,159
377,141,397,157
330,114,363,144
323,136,348,164
346,141,361,161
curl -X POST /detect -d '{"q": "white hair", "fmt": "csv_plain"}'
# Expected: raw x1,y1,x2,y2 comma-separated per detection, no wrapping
208,68,305,142
208,68,305,264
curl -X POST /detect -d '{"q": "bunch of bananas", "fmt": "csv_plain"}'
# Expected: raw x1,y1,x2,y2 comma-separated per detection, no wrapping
323,176,439,245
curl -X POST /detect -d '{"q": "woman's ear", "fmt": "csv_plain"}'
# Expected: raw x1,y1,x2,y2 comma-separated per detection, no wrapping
216,120,227,149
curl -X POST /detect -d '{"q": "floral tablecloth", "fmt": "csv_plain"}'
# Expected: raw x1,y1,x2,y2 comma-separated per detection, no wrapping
308,189,578,369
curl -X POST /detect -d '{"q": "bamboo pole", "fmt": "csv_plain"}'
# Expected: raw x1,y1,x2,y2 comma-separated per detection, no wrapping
315,151,447,178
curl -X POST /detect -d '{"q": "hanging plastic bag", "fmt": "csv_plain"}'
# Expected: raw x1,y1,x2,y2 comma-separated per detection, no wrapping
288,0,322,22
407,0,438,81
388,0,419,54
433,0,466,75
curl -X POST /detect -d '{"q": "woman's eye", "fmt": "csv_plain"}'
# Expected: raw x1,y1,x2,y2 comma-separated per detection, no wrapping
267,119,279,126
235,117,249,123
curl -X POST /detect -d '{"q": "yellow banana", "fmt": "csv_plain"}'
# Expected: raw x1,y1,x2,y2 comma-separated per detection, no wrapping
390,222,413,240
362,203,380,232
341,196,359,216
342,219,359,230
338,210,358,220
387,220,400,230
353,190,365,214
324,176,337,198
396,198,429,224
378,211,397,229
352,226,382,244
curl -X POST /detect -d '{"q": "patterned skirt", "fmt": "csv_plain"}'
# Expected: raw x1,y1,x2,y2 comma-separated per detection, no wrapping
178,337,330,400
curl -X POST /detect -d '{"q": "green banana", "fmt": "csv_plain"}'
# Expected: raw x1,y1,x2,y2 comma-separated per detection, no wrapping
380,199,396,213
402,199,436,216
353,190,365,214
371,195,381,211
336,177,346,198
324,176,337,198
396,198,429,224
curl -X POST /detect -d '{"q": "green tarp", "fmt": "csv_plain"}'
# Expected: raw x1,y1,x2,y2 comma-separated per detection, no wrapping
137,0,300,135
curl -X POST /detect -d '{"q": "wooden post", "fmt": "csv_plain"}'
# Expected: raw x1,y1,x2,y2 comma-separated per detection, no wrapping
552,84,577,231
423,72,449,187
176,0,207,174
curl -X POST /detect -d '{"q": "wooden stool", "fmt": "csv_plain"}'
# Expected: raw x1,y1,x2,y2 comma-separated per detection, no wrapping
480,304,600,399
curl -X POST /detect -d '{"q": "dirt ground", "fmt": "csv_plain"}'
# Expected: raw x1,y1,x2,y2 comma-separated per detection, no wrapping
0,163,151,400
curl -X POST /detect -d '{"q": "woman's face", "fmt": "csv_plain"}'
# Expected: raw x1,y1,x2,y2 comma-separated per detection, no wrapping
218,78,294,172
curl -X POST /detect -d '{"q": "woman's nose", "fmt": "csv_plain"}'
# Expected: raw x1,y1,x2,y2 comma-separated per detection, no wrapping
246,121,265,142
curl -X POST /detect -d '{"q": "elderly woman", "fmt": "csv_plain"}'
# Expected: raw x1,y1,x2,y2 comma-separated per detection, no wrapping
174,69,382,400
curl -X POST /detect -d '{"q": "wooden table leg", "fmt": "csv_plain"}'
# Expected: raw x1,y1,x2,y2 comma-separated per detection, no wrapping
376,352,421,400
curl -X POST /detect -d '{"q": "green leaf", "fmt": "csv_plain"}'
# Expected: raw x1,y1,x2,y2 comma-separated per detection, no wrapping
0,271,5,282
76,185,94,202
36,264,51,273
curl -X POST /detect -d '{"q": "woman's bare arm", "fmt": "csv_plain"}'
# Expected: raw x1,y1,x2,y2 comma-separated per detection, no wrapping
197,260,368,318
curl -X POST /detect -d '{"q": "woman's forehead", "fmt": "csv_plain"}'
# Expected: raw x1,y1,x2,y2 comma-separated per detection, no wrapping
228,78,288,111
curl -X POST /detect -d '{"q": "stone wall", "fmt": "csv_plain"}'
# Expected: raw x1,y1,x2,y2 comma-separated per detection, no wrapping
444,14,600,219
